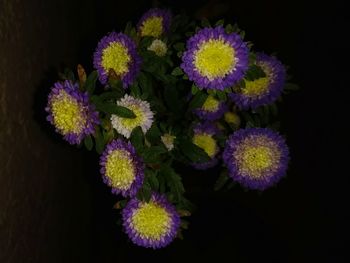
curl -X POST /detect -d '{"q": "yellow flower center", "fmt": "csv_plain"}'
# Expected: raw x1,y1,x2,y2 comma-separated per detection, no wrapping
105,149,135,190
202,95,220,112
194,39,236,80
140,17,163,37
120,104,145,130
224,112,240,126
243,77,270,97
51,90,85,134
101,42,131,76
131,202,171,240
193,133,217,158
235,142,281,178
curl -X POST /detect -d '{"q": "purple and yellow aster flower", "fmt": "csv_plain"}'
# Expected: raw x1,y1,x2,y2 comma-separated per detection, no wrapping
111,94,154,138
223,128,289,190
230,53,286,109
122,192,180,249
193,95,227,120
100,139,144,197
45,80,99,145
181,26,249,91
93,32,141,87
192,123,220,169
137,8,171,38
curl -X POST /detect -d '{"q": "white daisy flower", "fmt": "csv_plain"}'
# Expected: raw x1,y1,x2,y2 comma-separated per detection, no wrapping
111,94,154,138
147,39,167,57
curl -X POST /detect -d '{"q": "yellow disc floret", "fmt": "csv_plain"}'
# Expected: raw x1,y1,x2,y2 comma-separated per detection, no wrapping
202,95,220,112
51,90,85,134
194,39,236,80
243,77,270,97
237,144,280,178
101,42,131,76
131,202,171,240
140,17,163,37
105,149,135,190
193,133,218,158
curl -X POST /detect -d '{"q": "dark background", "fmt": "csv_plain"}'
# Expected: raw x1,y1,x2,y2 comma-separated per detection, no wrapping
0,0,347,262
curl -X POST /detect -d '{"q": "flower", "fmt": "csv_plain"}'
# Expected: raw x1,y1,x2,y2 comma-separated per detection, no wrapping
230,53,286,109
192,123,220,169
224,111,241,127
181,26,249,90
161,133,176,151
45,80,99,145
147,39,168,56
193,95,227,120
137,8,172,38
111,94,154,138
223,128,289,190
100,139,144,197
122,192,180,249
93,32,141,87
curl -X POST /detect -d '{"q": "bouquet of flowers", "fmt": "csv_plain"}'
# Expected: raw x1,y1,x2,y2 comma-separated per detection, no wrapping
45,8,298,249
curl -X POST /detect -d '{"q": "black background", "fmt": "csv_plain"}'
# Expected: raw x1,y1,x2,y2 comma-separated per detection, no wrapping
0,0,347,262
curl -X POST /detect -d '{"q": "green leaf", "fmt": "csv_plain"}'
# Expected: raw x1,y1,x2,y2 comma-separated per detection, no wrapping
171,67,184,76
215,19,225,26
216,90,227,101
138,72,154,99
130,126,144,153
137,182,152,202
232,23,240,33
201,18,211,27
191,84,199,95
259,105,270,125
146,123,161,143
179,137,211,163
173,42,185,51
214,170,229,191
245,64,266,81
95,102,136,118
248,52,257,63
103,129,114,144
160,165,185,202
225,24,234,33
224,87,233,93
158,173,166,193
270,103,278,116
98,90,123,101
85,71,98,95
63,68,75,81
124,21,132,34
94,128,105,154
84,135,93,151
142,146,167,163
246,121,255,128
239,30,245,39
164,85,182,113
252,114,261,126
145,169,159,191
130,83,141,98
188,91,208,110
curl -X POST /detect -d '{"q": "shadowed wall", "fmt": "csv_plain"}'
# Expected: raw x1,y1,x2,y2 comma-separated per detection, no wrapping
0,0,96,262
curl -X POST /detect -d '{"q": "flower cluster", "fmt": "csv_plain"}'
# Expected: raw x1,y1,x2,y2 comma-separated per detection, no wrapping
45,7,297,250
